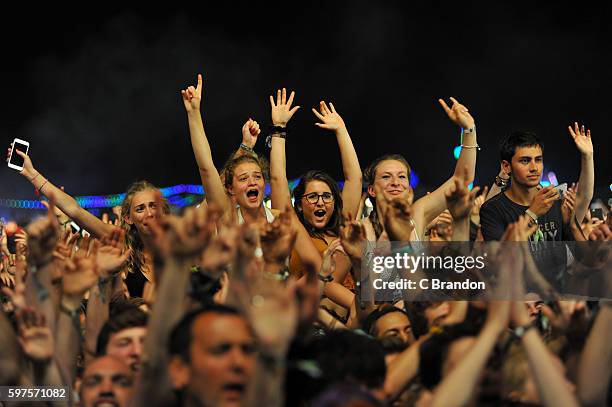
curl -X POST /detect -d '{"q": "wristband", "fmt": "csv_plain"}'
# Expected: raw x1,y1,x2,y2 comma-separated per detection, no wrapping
266,125,288,148
495,175,509,188
462,126,476,135
512,322,535,338
239,143,255,154
525,209,538,224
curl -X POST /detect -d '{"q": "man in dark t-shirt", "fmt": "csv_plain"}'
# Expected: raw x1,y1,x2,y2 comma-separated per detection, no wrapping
480,129,594,282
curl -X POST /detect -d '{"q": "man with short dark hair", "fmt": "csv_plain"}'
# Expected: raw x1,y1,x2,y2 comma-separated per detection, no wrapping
167,305,256,407
366,306,415,345
80,355,135,407
481,127,594,242
96,307,148,373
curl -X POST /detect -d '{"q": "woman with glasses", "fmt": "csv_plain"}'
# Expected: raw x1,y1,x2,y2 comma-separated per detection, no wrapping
268,96,362,286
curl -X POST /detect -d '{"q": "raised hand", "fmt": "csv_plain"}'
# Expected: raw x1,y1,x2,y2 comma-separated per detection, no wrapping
200,223,239,276
312,101,346,132
7,143,37,179
181,73,203,113
95,228,131,278
445,167,482,221
568,122,593,156
270,87,300,127
149,203,221,260
16,307,54,362
382,197,415,241
259,208,297,265
438,97,475,130
26,199,61,266
1,258,26,311
340,213,367,260
61,239,99,299
528,186,559,218
241,118,261,149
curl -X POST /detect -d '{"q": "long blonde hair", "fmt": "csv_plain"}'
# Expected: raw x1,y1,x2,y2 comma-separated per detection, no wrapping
119,181,170,275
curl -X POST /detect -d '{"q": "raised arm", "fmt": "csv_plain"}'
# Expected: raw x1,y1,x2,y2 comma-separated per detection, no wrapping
412,97,477,235
568,122,594,223
231,118,261,159
181,74,232,217
577,304,612,407
312,101,363,217
269,88,300,209
9,148,112,238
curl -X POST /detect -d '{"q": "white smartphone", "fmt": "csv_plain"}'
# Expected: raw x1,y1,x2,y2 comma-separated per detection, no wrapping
8,138,30,171
555,183,568,199
69,221,81,234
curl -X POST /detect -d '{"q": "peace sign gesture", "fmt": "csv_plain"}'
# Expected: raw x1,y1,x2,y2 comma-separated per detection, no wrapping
568,122,593,156
438,97,475,130
181,73,203,113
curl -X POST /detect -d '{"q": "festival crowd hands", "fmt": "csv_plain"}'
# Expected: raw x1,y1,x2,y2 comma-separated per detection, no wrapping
0,76,608,407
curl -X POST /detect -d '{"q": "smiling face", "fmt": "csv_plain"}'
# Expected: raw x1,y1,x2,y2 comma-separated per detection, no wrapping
124,189,164,236
229,162,265,210
300,180,335,230
503,145,543,188
368,159,412,204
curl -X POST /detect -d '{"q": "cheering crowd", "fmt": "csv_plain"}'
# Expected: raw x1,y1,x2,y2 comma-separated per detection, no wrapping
0,73,610,406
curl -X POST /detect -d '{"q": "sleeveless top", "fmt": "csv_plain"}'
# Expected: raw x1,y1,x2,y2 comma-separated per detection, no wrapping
236,204,275,225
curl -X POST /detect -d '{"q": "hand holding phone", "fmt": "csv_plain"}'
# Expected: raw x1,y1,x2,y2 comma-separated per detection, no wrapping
7,138,30,171
590,208,604,221
554,183,568,200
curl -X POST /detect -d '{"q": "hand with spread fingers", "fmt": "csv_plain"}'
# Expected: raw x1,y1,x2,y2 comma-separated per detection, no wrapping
568,122,593,156
149,204,221,260
438,97,476,130
16,307,54,362
95,228,131,277
181,73,203,113
270,87,300,127
61,239,99,299
312,100,346,132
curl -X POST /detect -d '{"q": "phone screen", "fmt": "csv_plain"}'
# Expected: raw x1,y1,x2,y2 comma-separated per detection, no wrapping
590,208,604,220
10,141,28,168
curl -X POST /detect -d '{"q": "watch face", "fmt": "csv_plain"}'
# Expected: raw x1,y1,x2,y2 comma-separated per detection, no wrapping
515,326,525,337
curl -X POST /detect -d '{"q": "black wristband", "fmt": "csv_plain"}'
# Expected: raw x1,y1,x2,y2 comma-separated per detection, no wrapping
494,175,509,188
266,125,288,148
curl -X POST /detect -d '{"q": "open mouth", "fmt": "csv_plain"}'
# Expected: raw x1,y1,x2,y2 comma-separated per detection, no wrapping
246,189,259,201
314,209,327,218
223,382,246,398
94,400,119,407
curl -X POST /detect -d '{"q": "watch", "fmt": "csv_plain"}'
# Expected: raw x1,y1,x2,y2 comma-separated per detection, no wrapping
512,322,535,338
525,209,539,224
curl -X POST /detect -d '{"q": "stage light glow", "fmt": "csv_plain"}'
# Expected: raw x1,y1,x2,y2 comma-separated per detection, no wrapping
453,146,461,160
410,171,420,188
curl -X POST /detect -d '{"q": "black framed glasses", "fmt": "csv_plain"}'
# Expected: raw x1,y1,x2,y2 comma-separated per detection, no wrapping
303,192,334,204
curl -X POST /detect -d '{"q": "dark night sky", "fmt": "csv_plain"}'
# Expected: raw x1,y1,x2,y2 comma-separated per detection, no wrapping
1,3,611,216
